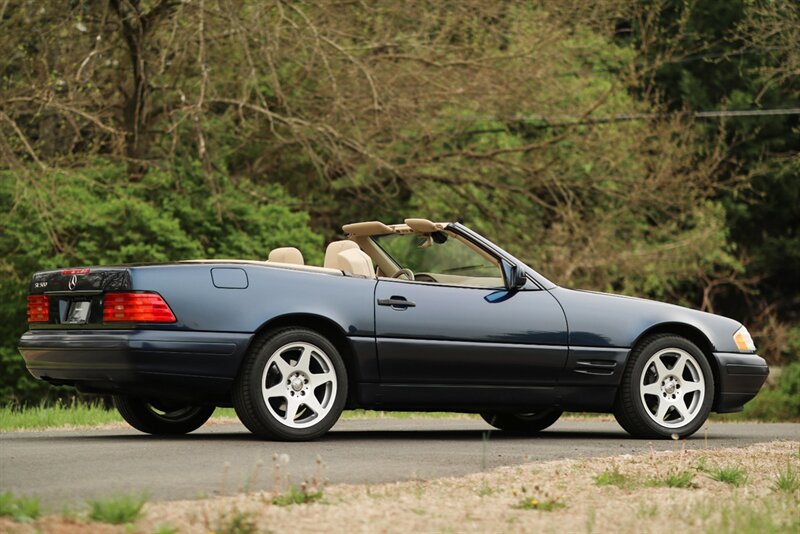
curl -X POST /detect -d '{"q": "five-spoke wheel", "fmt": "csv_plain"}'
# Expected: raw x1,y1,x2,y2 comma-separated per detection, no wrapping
615,334,713,439
233,327,347,441
639,347,705,428
261,341,338,429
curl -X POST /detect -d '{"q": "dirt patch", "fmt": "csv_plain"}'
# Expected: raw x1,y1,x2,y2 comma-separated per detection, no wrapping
7,440,797,533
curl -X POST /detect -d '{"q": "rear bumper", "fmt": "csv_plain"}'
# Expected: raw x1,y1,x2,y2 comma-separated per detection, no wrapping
712,351,769,413
18,329,252,402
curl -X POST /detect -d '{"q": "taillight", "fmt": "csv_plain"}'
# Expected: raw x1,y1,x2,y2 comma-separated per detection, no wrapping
27,295,50,323
103,292,176,323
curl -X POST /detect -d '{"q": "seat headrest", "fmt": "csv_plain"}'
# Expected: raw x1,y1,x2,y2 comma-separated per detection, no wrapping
268,247,304,265
324,240,359,269
337,248,375,277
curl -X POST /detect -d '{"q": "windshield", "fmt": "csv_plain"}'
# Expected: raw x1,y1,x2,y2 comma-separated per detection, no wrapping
373,231,503,286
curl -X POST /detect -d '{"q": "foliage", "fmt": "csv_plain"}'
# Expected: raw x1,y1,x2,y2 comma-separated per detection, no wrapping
0,161,321,405
0,491,40,522
87,493,148,524
726,363,800,422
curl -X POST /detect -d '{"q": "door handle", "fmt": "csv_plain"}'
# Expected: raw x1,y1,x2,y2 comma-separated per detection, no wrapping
377,297,416,308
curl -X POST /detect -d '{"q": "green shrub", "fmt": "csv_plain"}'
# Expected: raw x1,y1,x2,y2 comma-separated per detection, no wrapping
0,162,322,406
738,363,800,422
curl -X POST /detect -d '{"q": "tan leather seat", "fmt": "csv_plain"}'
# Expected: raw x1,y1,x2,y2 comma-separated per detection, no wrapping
337,248,375,277
324,240,359,269
268,247,304,265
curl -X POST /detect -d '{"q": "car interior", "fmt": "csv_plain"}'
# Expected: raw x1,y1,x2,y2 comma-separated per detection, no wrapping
265,218,506,288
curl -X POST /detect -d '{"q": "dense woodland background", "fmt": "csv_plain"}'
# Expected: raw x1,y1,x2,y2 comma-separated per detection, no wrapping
1,0,798,407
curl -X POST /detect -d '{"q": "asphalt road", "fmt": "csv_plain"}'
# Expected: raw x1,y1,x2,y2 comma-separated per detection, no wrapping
2,418,798,509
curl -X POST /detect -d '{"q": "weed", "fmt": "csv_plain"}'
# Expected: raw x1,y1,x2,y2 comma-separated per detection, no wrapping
694,456,709,472
477,482,494,497
513,496,566,511
708,466,748,487
712,495,800,534
271,483,323,506
648,470,695,489
0,491,40,522
152,525,178,534
772,463,800,493
88,493,148,524
214,508,259,534
636,502,658,518
594,466,630,488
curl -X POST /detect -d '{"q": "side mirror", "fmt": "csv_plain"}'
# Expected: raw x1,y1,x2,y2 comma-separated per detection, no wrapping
504,262,528,290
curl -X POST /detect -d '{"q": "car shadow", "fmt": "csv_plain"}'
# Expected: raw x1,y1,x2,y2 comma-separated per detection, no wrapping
6,427,731,444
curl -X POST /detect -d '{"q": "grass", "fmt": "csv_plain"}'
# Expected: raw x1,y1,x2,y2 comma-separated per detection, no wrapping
708,465,748,486
0,403,477,431
0,401,123,430
271,484,323,506
712,496,800,534
341,409,478,420
212,508,259,534
648,469,695,488
0,491,40,522
87,493,148,524
513,496,566,511
772,463,800,493
594,466,631,488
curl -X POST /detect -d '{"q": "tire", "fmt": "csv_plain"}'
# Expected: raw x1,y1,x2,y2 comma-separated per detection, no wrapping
112,396,215,435
232,327,348,441
480,409,563,433
614,334,714,439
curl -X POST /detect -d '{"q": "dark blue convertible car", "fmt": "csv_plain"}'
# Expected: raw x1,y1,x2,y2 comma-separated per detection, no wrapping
19,218,768,440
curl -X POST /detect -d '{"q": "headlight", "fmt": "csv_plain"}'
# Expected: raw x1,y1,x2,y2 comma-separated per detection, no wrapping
733,326,756,352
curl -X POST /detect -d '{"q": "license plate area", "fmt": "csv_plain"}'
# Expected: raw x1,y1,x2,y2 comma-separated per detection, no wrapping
64,300,92,324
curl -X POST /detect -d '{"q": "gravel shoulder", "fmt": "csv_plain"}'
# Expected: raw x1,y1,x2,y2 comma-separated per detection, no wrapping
2,440,798,533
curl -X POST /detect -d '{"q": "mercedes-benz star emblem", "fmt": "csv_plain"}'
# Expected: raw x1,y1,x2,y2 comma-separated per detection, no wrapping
68,275,78,291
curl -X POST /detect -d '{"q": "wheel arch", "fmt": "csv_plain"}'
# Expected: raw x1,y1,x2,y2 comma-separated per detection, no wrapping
629,322,721,410
243,313,360,406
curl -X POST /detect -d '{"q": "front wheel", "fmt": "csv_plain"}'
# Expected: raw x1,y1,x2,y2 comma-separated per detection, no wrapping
112,396,215,435
232,327,348,441
614,334,714,439
480,409,563,433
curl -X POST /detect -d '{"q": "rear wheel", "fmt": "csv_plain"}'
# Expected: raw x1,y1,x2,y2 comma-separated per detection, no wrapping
112,396,214,435
614,334,714,439
232,327,347,441
480,409,563,433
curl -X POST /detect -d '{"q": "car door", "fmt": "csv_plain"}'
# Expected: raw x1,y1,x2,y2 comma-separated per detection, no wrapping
370,229,568,391
375,280,568,387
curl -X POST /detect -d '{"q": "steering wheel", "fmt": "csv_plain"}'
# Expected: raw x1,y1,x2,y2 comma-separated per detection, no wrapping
392,268,415,281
